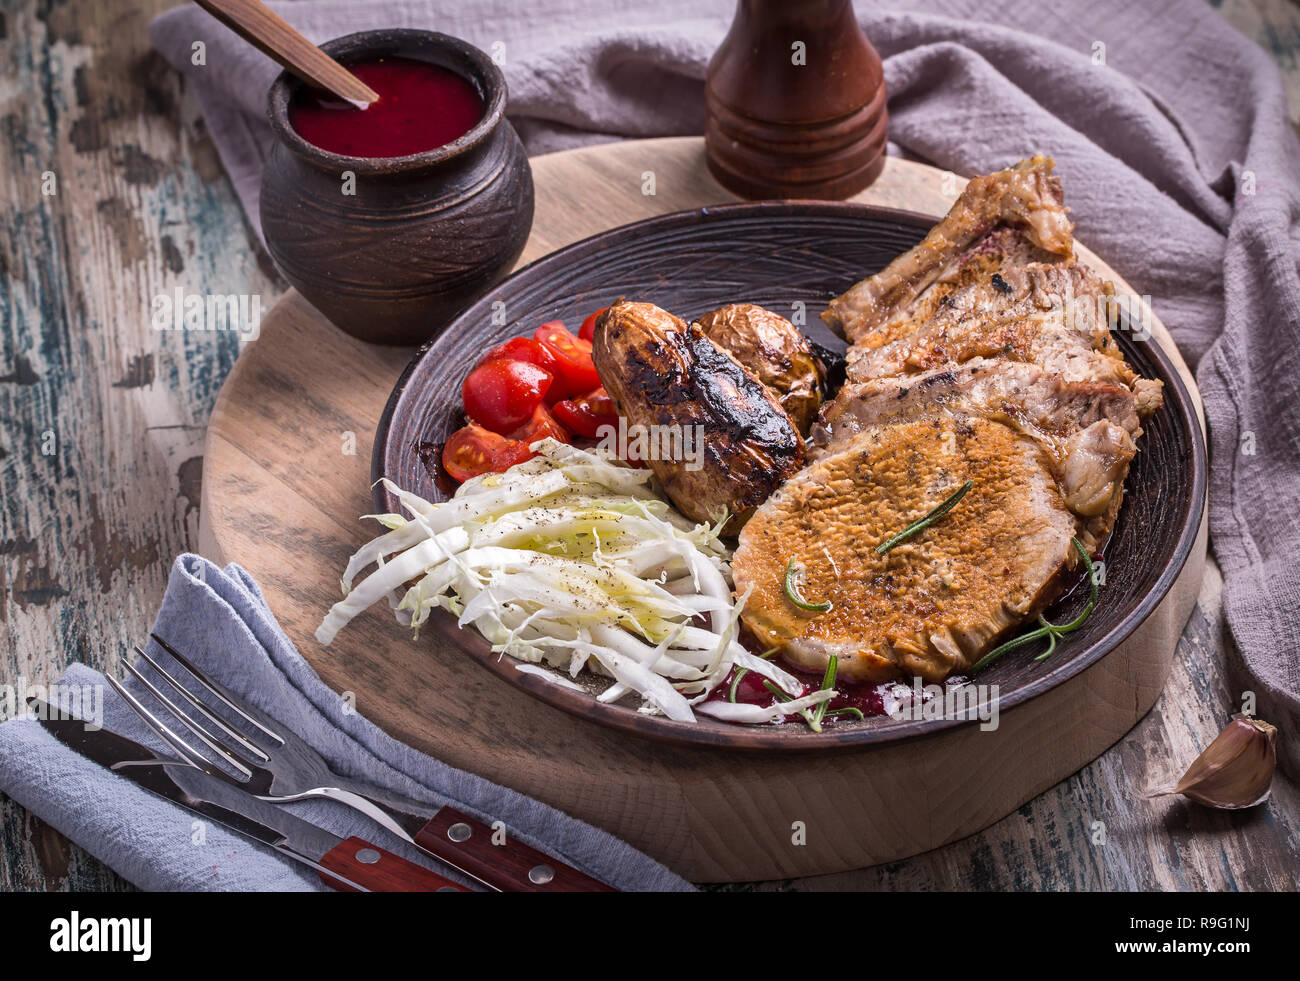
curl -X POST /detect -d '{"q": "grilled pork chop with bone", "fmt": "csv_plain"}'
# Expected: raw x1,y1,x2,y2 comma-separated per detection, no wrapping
734,155,1164,684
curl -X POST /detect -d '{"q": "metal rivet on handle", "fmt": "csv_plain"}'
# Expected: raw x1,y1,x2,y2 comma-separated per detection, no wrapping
447,822,472,842
529,864,555,885
355,848,381,865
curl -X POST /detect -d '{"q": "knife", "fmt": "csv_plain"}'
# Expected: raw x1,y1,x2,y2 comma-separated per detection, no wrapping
34,705,469,893
140,633,617,892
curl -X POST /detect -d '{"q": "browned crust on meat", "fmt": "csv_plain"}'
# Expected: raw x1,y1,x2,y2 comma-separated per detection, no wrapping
814,360,1140,551
823,155,1074,344
843,262,1135,388
592,301,805,528
734,416,1079,683
736,155,1165,685
693,303,825,435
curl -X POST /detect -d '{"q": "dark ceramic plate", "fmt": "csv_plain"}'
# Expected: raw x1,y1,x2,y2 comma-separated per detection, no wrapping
373,202,1206,752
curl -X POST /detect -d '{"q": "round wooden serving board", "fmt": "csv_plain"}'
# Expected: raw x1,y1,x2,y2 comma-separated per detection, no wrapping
200,137,1207,882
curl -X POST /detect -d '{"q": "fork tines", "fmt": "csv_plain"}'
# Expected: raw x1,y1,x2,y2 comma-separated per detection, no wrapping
111,634,284,782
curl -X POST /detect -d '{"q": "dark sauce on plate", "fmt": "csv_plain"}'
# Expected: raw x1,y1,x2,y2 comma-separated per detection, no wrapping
705,662,932,724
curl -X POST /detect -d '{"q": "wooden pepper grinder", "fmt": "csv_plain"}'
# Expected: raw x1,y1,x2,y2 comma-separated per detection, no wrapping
705,0,888,200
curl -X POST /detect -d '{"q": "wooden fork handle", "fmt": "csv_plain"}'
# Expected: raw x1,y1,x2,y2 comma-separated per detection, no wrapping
318,836,470,892
414,807,617,892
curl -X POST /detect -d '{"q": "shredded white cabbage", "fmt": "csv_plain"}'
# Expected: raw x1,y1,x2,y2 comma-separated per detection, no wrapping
317,439,806,723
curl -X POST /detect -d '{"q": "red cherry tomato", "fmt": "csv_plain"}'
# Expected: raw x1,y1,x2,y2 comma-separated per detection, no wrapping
534,322,600,397
479,337,567,404
512,403,570,447
578,307,610,343
461,359,553,434
478,337,562,376
552,387,619,439
441,423,533,483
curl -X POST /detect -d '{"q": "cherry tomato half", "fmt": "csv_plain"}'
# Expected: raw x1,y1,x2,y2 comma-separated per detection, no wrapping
461,359,553,434
478,337,562,377
578,307,610,343
534,321,600,397
441,423,534,483
512,402,570,447
552,387,619,439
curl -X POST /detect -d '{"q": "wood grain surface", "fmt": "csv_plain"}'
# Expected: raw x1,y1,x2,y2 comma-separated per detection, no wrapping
1,0,283,892
200,142,1213,881
3,0,1299,891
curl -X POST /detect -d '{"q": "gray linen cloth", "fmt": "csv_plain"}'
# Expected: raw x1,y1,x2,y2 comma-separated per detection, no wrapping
148,0,1300,769
0,555,691,890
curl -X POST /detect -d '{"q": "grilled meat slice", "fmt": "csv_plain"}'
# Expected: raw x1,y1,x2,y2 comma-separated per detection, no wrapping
827,155,1163,418
823,155,1075,347
733,414,1079,683
843,262,1138,389
815,359,1140,551
592,301,804,529
694,303,826,435
838,243,1164,417
816,154,1160,551
737,156,1165,686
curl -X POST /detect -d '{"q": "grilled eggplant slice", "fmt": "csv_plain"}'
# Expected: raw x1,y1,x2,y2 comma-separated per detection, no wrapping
693,303,826,435
592,301,805,531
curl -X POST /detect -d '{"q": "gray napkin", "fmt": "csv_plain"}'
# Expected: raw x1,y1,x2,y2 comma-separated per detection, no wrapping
0,555,691,891
149,0,1300,770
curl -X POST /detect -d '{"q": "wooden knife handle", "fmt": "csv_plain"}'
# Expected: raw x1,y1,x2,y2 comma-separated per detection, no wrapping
415,808,617,892
318,836,470,893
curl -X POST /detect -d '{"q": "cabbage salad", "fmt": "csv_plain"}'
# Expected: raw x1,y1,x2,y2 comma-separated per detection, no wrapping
316,439,835,724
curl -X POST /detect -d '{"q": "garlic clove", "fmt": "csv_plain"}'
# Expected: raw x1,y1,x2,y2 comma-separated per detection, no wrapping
1144,715,1277,810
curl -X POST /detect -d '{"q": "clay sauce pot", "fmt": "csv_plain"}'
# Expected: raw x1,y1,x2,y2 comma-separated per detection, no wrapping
260,29,534,346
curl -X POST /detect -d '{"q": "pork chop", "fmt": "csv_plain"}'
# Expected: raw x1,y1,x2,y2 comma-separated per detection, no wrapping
823,156,1075,348
842,261,1131,387
815,359,1139,549
734,155,1163,684
829,157,1162,416
733,414,1079,683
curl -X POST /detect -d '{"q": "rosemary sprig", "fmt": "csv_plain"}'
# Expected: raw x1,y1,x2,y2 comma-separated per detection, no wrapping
969,537,1099,674
758,654,844,733
727,646,780,704
876,480,973,555
823,707,865,721
728,668,747,703
763,679,821,732
784,559,832,612
812,654,838,727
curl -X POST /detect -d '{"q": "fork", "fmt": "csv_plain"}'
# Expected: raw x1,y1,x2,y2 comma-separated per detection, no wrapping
108,633,615,892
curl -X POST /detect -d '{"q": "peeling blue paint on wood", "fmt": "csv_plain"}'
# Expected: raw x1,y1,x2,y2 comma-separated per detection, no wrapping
0,0,283,891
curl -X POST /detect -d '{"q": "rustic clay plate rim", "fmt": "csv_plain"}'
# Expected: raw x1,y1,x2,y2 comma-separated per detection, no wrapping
373,200,1207,753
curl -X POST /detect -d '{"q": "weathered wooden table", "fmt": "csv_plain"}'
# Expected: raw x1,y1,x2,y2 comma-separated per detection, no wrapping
3,0,1299,891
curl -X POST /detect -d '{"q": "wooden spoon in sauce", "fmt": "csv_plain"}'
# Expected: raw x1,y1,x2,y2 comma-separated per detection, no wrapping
193,0,379,107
